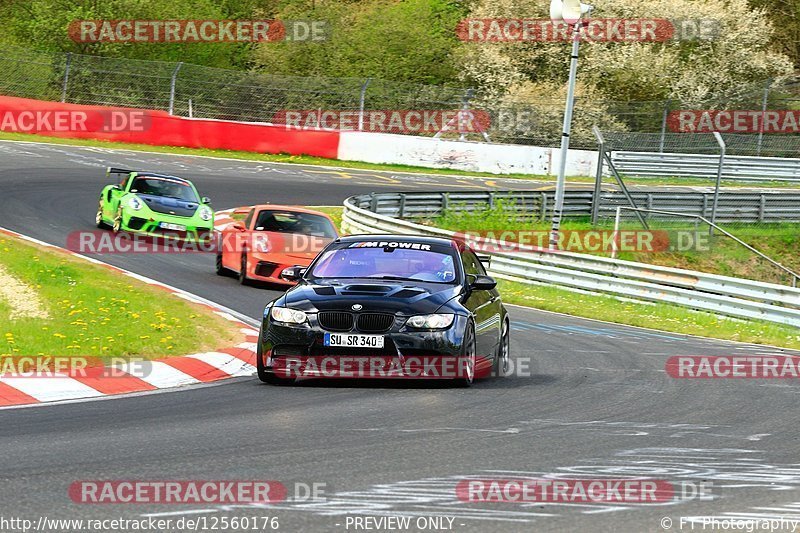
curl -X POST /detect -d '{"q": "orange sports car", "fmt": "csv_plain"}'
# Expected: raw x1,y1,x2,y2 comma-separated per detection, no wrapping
215,205,339,286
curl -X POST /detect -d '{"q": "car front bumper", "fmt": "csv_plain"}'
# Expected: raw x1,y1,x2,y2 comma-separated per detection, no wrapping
259,313,483,379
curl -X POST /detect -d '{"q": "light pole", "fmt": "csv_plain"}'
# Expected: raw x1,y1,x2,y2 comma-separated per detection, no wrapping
549,0,593,249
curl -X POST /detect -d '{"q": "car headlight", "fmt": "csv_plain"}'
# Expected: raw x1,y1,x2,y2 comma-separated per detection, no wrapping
270,306,308,325
127,196,143,210
405,313,455,329
199,206,213,222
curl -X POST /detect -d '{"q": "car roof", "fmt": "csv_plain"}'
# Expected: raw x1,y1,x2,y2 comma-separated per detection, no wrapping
336,234,458,247
249,205,334,217
132,172,192,185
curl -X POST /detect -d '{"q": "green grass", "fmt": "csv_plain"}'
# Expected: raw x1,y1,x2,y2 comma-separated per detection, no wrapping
0,234,238,360
498,279,800,350
2,130,798,188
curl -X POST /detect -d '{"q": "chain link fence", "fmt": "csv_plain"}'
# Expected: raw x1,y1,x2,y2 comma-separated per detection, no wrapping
2,45,799,150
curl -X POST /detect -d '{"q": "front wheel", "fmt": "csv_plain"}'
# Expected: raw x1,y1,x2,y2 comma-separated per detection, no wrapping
455,321,476,387
239,253,251,286
256,329,293,385
215,251,232,277
493,319,510,378
112,208,123,233
95,199,109,229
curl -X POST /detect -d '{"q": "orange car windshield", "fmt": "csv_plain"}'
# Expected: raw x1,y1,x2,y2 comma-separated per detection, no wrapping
253,210,337,239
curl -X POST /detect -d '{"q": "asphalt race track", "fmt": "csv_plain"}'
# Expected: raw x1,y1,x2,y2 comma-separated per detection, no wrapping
1,140,799,533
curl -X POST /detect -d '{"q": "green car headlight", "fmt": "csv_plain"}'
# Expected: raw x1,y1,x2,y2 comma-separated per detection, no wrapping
406,314,455,329
127,196,143,210
199,206,213,221
270,307,308,325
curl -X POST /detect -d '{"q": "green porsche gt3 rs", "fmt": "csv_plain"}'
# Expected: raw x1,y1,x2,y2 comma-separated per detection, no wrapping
95,167,214,242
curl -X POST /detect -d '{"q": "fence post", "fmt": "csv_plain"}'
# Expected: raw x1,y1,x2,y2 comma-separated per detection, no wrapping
658,99,670,153
459,89,474,142
710,131,726,233
591,126,604,224
61,52,72,103
168,62,183,115
757,78,772,156
358,78,371,131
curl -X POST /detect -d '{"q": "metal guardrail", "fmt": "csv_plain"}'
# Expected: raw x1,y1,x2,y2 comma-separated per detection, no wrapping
611,152,800,182
342,192,800,328
351,189,800,223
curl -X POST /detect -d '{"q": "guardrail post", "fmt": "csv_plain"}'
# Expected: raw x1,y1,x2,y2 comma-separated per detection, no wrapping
591,126,605,225
398,193,406,218
358,78,371,131
540,192,548,222
759,195,766,223
658,99,670,153
611,206,622,259
710,132,726,233
757,79,771,156
168,62,183,115
369,193,378,212
61,52,72,103
441,192,449,213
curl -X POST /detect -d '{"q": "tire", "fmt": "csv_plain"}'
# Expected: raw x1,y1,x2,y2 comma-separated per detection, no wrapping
455,321,477,387
215,252,232,277
112,208,123,233
256,329,293,385
493,319,510,378
95,199,109,229
238,253,251,286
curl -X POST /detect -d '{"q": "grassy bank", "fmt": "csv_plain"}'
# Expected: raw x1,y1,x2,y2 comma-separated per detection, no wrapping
498,279,800,350
428,202,800,285
0,233,238,360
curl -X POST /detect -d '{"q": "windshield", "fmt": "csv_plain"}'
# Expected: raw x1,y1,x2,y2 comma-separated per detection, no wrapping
129,176,198,202
310,244,458,283
254,210,337,239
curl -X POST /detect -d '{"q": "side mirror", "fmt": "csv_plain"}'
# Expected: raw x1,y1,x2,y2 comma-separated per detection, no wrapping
280,266,306,282
469,275,497,291
201,197,211,204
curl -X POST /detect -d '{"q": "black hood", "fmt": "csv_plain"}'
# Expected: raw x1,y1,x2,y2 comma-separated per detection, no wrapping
137,194,198,217
278,279,463,316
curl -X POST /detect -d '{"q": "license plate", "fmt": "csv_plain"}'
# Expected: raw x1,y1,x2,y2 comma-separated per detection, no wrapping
324,333,384,348
159,222,186,231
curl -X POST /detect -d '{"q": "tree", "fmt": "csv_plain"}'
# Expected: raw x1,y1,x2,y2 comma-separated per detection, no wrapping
253,0,468,85
459,0,794,106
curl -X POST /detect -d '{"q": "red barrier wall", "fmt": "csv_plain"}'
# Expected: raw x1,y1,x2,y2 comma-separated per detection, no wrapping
0,96,340,159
